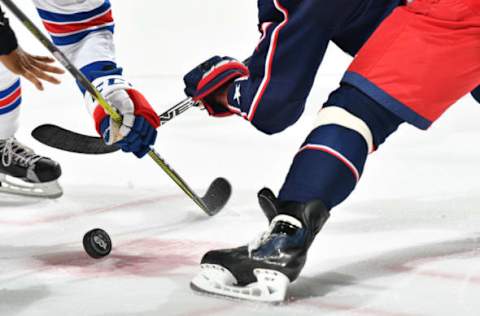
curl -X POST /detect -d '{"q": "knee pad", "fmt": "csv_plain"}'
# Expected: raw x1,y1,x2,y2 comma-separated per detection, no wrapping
323,84,403,148
314,106,374,153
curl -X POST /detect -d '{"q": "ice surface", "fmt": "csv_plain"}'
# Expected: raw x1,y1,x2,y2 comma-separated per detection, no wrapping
1,1,480,315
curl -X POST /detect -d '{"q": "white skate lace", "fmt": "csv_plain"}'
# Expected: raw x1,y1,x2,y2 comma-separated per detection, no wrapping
248,227,273,257
247,215,303,256
0,138,42,168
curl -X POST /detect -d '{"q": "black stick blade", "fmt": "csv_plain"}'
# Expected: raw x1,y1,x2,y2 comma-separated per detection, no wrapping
201,178,232,216
32,124,120,154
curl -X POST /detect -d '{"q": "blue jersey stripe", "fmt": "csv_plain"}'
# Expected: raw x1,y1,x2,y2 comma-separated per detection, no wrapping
0,97,21,115
0,80,20,99
37,0,111,23
50,25,114,46
342,71,432,130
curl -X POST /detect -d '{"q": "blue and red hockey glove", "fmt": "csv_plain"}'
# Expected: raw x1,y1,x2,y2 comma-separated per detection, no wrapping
84,68,160,158
184,56,248,117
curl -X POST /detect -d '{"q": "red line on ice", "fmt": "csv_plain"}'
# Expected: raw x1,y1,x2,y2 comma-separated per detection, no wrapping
389,265,480,285
35,238,231,278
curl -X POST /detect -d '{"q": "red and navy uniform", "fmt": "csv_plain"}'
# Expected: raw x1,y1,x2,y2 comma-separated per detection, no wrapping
280,0,480,209
200,0,404,208
344,0,480,130
224,0,402,135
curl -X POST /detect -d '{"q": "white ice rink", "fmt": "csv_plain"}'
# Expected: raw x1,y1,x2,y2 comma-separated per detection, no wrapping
2,1,480,315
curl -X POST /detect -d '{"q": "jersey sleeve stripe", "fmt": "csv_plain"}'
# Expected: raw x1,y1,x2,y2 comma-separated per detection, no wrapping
42,9,113,34
48,25,114,46
0,79,20,99
36,0,111,23
0,87,21,108
247,0,289,121
0,97,21,114
37,1,114,46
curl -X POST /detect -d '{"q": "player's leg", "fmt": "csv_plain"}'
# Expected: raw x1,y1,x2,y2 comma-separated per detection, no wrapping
0,65,20,141
278,85,403,207
192,0,480,301
191,86,404,301
251,0,480,293
259,0,480,279
33,0,159,157
0,65,62,198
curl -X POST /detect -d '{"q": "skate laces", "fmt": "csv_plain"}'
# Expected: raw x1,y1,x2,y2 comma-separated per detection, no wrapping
0,138,42,167
248,215,303,256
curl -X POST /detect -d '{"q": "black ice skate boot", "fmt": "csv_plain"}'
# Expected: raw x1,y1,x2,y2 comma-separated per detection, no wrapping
191,188,330,302
0,138,63,198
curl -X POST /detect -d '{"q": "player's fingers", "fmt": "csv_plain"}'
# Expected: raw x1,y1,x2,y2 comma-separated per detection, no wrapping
30,65,61,85
32,59,65,74
31,55,56,63
23,71,44,91
20,58,35,72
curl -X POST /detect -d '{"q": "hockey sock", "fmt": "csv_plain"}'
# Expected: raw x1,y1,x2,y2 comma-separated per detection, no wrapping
279,124,367,209
0,76,21,139
278,85,404,209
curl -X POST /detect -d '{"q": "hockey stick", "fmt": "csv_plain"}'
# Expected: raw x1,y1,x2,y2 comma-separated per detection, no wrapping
32,97,196,154
32,58,250,155
1,0,231,216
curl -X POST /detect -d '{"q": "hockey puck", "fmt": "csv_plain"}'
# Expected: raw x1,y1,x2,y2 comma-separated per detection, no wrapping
83,228,112,259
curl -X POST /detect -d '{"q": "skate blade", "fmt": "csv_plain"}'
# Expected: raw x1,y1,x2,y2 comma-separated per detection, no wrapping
191,264,289,303
0,174,63,199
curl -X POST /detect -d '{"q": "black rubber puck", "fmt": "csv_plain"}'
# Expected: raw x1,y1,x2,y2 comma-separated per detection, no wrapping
83,228,112,259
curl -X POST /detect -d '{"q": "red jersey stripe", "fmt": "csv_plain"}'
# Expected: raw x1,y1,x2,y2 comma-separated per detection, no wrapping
42,10,113,35
0,87,21,108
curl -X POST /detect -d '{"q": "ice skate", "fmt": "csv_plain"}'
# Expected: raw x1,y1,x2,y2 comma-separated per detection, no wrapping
191,188,330,302
0,138,62,198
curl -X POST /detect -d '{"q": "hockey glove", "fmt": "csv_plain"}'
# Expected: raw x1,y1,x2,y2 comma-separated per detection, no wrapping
85,69,160,158
184,56,248,117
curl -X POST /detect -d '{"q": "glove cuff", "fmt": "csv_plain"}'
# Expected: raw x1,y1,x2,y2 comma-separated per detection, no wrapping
93,106,108,135
84,74,132,115
127,89,160,129
93,88,160,136
194,62,249,100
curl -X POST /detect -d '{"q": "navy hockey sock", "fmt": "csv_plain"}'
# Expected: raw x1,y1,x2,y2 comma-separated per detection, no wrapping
279,84,404,209
279,125,367,209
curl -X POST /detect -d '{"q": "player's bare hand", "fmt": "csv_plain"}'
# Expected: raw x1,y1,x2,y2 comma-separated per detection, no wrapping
0,47,64,91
